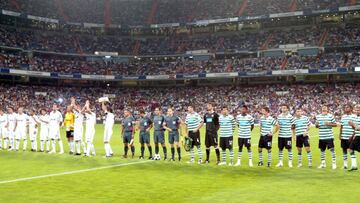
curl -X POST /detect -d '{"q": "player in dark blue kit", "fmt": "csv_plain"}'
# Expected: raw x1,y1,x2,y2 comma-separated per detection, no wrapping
163,107,182,161
138,110,153,160
153,107,167,160
122,110,136,158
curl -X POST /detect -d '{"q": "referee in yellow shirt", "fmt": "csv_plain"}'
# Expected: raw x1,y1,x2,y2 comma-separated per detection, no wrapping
64,105,75,154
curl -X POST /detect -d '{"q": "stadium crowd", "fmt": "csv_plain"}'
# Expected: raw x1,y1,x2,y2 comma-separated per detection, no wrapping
0,83,358,122
1,50,359,75
0,0,353,25
1,24,360,56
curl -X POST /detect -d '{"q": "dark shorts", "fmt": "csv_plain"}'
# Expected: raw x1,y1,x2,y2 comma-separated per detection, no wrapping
205,131,218,148
319,139,334,151
350,136,360,152
154,130,165,144
140,132,150,144
66,130,74,138
188,131,201,147
123,132,133,144
341,139,350,150
296,135,310,148
169,131,179,144
258,135,272,150
238,137,251,150
220,137,233,150
278,137,292,150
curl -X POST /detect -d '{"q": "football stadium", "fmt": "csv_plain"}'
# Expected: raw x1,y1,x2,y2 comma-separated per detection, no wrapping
0,0,360,202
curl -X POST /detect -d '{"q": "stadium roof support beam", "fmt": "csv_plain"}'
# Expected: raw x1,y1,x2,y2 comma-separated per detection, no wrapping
290,0,297,12
54,0,69,22
237,0,248,16
146,0,158,25
104,0,112,27
10,0,20,11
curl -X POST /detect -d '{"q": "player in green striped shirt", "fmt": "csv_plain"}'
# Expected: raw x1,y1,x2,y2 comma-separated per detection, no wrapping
293,108,312,168
349,104,360,171
184,105,203,164
340,104,355,169
235,105,254,167
275,104,295,168
218,106,236,166
315,105,338,169
258,107,278,167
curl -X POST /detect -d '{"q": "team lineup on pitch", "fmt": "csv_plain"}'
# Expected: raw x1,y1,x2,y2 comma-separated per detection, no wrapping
1,99,360,171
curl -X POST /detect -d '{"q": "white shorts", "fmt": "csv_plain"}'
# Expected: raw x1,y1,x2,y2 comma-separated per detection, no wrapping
74,127,83,141
29,127,38,141
0,127,7,138
85,127,95,142
49,127,60,140
104,127,112,143
7,130,15,139
40,128,49,141
15,129,27,140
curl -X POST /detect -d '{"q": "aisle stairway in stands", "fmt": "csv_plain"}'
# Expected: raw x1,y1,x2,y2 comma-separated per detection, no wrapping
147,0,158,24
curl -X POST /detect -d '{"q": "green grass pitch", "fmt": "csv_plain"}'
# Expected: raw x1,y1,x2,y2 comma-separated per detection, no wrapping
1,125,360,203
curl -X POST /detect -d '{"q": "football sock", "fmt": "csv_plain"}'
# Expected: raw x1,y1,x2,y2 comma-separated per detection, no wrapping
162,146,167,158
288,149,293,161
215,148,220,161
171,147,175,159
298,152,302,165
320,151,325,161
197,146,202,160
307,151,312,165
206,148,210,161
141,146,145,157
177,147,181,159
330,148,336,163
148,146,152,157
124,145,128,155
22,139,27,150
222,150,226,162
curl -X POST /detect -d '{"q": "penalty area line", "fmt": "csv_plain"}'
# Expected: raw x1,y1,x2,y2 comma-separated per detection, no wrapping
0,160,152,185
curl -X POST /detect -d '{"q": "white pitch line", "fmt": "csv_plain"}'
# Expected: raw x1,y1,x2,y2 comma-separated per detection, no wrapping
0,160,152,185
0,135,314,185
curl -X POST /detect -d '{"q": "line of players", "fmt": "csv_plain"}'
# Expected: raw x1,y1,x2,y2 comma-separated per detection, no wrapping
1,100,360,171
184,103,360,171
0,98,97,156
117,102,360,171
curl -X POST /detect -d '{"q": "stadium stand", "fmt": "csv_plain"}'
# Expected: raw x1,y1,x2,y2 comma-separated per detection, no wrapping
0,83,358,121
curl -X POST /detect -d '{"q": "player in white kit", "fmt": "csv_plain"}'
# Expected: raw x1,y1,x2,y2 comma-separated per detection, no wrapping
70,97,86,155
6,107,16,150
72,103,86,155
14,107,29,151
0,109,8,150
83,100,96,156
38,109,50,152
49,104,64,154
28,109,39,152
102,102,114,158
